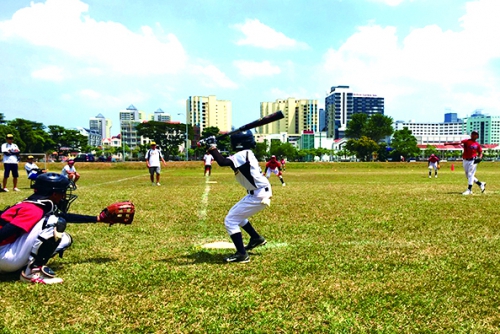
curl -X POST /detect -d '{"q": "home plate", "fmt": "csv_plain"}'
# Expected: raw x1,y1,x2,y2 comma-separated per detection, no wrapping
202,241,235,249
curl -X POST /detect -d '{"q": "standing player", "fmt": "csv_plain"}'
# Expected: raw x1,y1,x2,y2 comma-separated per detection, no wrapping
461,130,486,195
280,157,286,171
0,172,134,284
427,154,440,178
145,141,167,186
203,150,214,176
2,134,21,192
203,130,270,263
264,155,286,186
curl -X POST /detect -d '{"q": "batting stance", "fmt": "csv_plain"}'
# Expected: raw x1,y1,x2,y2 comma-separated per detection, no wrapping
201,130,270,263
0,173,134,284
461,130,486,195
264,155,286,186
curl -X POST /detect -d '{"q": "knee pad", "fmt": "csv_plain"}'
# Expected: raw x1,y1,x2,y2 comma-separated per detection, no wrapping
29,215,67,267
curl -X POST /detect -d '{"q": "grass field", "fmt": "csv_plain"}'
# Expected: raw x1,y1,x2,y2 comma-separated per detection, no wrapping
0,161,499,333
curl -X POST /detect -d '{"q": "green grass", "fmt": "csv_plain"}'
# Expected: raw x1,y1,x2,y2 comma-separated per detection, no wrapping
0,161,499,333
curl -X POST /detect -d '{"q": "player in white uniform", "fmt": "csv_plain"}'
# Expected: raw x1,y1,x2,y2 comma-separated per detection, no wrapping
203,151,214,176
145,141,167,186
205,130,271,263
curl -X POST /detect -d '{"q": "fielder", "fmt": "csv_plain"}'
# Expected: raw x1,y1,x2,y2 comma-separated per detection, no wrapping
460,130,486,195
264,155,286,186
203,151,214,176
427,154,440,178
202,130,270,263
0,172,134,284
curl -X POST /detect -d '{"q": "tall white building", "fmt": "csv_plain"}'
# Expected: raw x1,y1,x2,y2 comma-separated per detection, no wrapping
394,115,466,145
260,98,318,136
119,105,147,150
89,113,112,140
151,108,171,122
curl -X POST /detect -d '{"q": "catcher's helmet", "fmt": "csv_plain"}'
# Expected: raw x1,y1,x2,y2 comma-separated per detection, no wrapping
33,173,77,212
230,130,256,151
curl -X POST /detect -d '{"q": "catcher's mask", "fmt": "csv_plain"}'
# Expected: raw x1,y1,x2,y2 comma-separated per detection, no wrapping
230,130,256,151
32,173,77,213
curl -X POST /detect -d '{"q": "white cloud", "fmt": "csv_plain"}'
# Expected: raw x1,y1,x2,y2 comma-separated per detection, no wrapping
79,89,101,99
191,64,238,89
0,0,187,76
233,60,281,77
233,19,308,50
320,0,500,120
31,65,66,81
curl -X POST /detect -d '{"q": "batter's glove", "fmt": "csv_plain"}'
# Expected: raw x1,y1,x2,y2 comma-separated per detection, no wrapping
197,136,217,150
473,157,482,164
99,201,135,226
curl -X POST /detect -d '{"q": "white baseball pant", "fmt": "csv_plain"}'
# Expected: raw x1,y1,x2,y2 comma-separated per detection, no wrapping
463,159,478,185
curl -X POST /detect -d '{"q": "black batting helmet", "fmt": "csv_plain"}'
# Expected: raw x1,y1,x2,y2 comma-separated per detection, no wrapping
230,130,256,151
32,173,77,212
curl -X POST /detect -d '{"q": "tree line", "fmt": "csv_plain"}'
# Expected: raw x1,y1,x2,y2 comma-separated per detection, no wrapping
0,112,421,162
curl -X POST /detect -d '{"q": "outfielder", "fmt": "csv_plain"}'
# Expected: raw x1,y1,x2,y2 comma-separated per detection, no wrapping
0,172,134,284
427,154,440,178
461,130,486,195
264,155,286,186
202,130,270,263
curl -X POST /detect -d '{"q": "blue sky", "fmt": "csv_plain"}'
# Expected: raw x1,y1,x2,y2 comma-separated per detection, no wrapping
1,0,499,136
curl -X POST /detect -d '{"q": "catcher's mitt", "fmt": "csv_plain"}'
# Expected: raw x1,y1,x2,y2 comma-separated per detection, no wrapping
99,201,135,226
473,157,482,164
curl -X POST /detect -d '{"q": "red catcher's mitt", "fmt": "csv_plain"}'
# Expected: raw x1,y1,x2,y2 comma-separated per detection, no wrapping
99,201,135,226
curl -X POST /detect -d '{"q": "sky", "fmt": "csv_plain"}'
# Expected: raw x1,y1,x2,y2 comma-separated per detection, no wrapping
1,0,499,136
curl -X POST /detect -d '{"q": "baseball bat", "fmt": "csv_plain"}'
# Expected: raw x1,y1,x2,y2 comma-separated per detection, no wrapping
216,110,284,140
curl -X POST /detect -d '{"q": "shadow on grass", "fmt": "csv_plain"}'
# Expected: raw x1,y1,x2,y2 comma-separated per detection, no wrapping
0,270,21,282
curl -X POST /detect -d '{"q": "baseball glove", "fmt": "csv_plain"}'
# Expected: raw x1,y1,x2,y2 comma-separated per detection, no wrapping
473,157,482,164
99,201,135,226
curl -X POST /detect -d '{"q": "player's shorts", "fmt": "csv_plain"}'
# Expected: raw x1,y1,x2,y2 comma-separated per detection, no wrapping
149,166,161,175
428,162,438,170
204,165,212,171
266,167,280,178
3,163,19,178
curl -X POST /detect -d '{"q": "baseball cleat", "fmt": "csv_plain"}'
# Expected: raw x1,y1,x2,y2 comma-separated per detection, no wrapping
462,189,473,195
245,236,267,251
282,183,286,186
224,252,250,263
480,182,486,193
156,182,161,186
20,266,63,284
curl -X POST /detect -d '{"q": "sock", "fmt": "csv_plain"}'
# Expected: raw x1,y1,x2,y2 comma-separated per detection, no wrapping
475,181,482,186
241,221,260,239
468,185,473,190
279,177,284,184
230,232,247,255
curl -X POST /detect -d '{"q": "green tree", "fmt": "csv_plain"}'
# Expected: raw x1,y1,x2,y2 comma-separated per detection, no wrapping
345,113,394,143
346,136,379,161
390,127,420,160
48,125,87,154
344,113,369,139
254,141,268,161
136,121,186,160
424,144,439,158
7,118,53,153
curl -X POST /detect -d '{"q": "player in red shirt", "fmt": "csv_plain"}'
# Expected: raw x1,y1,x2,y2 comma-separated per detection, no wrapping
461,130,486,195
0,173,127,284
264,155,286,186
427,154,440,178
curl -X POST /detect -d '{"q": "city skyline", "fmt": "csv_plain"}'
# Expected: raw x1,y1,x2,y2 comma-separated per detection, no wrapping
1,0,499,134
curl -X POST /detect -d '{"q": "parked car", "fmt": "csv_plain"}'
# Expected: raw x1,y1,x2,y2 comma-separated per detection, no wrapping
73,153,95,162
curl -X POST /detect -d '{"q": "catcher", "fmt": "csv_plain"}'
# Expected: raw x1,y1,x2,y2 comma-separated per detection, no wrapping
0,172,134,284
61,159,80,187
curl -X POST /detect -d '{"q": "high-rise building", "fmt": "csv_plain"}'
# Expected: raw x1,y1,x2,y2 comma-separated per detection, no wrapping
325,86,384,139
119,104,147,150
89,113,112,140
187,95,232,134
151,108,171,122
259,98,318,135
465,110,500,144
